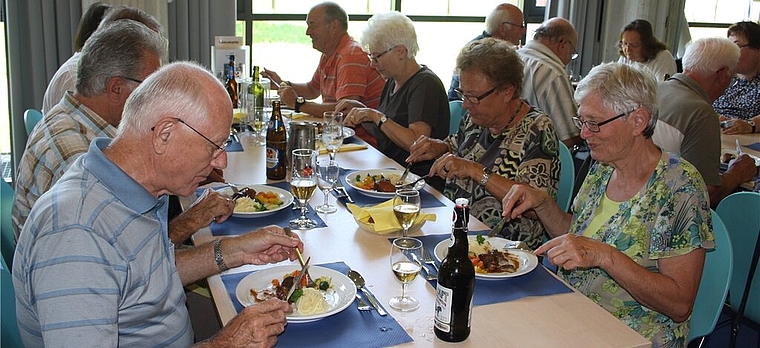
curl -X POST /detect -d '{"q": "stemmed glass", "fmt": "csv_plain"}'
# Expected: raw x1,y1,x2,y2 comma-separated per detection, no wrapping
315,157,339,214
389,237,423,312
322,111,343,160
289,149,318,229
393,189,421,237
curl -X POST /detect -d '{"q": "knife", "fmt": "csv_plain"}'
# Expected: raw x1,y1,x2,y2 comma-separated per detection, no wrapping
286,257,311,302
334,177,355,204
284,227,314,286
736,139,743,156
488,218,506,237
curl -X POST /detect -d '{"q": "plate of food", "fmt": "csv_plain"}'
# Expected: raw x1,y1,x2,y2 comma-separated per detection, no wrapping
235,265,357,323
215,184,294,218
344,169,426,199
433,236,538,280
342,126,355,139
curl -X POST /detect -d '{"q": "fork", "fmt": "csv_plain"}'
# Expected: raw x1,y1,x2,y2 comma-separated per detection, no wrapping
355,294,371,311
422,248,438,273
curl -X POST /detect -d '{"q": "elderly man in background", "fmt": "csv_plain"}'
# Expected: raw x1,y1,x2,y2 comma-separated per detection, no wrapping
654,37,757,207
261,1,384,146
13,61,303,347
447,3,525,100
13,18,232,245
519,17,583,148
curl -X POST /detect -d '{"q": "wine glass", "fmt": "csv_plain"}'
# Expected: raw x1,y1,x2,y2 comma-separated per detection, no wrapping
289,149,318,229
393,189,421,237
389,237,423,312
322,111,343,160
315,157,339,214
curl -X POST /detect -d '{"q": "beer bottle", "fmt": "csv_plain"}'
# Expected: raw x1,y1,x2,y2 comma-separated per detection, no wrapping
434,198,475,342
225,55,239,108
266,100,287,180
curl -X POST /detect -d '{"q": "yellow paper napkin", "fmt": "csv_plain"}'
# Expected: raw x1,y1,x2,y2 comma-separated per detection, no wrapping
346,199,436,235
318,143,368,155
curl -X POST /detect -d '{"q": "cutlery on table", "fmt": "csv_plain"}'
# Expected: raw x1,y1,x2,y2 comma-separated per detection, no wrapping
333,178,355,204
422,248,439,273
411,252,436,280
347,270,387,316
487,218,507,237
284,227,314,287
355,294,371,311
394,174,430,189
736,139,743,156
396,162,413,185
286,257,311,301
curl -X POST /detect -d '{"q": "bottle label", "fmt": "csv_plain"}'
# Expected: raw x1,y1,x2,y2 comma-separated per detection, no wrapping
265,146,281,169
434,284,454,332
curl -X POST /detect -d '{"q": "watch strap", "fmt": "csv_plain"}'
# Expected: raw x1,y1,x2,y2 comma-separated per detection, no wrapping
748,120,757,133
378,115,388,129
213,239,229,272
479,167,492,186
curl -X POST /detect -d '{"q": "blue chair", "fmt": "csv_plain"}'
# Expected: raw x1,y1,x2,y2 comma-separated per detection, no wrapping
448,100,464,135
716,192,760,347
1,179,15,268
687,210,733,346
1,256,23,347
556,142,575,212
24,108,43,136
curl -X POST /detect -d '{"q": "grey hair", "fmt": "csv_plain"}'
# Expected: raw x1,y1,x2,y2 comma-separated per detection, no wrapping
361,12,419,58
312,2,348,31
76,20,167,97
682,37,740,75
99,5,164,35
485,3,521,35
574,62,658,137
456,37,523,97
117,61,223,137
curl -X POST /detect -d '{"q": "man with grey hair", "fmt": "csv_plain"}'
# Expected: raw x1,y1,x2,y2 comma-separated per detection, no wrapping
14,61,302,347
447,3,525,100
13,19,232,243
519,17,582,148
654,36,757,207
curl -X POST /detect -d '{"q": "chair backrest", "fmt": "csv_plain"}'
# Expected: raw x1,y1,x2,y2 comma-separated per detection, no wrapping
716,191,760,324
556,141,575,212
1,179,15,268
688,210,733,343
24,108,43,136
1,256,23,347
448,100,464,135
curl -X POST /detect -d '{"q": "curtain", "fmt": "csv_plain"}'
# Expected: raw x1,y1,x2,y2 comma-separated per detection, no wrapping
6,0,82,171
168,0,236,70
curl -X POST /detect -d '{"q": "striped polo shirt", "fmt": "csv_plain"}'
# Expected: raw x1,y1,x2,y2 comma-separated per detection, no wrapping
13,138,193,347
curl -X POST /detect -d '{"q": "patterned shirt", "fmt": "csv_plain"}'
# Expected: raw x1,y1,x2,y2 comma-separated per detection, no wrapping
519,41,580,143
309,34,384,108
713,74,760,120
12,92,117,238
13,138,193,347
443,105,560,249
561,151,713,348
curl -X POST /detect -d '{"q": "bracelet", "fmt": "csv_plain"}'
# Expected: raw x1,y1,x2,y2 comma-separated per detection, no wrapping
479,167,492,186
213,239,229,272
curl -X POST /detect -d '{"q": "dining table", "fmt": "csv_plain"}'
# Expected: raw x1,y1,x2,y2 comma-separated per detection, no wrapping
186,119,652,347
721,132,760,191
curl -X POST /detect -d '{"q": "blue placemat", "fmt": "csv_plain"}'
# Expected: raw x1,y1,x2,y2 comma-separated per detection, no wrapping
198,182,327,236
744,142,760,152
226,134,243,152
221,261,413,348
336,168,447,208
414,231,573,306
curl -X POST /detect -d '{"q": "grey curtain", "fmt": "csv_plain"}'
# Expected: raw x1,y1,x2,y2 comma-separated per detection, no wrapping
168,0,235,70
6,0,83,171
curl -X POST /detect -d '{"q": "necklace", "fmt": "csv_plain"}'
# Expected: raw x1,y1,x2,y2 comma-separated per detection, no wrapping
505,100,524,128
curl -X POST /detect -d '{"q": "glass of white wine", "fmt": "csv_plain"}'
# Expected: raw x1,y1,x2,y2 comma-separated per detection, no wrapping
393,189,421,237
315,157,339,214
322,111,343,160
289,149,318,229
389,237,423,312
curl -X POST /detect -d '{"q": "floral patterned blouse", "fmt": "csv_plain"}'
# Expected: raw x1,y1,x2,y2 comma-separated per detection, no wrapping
560,151,713,348
713,75,760,120
443,104,560,249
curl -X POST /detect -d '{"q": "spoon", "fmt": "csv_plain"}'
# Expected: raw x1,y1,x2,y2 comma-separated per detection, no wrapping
347,270,387,316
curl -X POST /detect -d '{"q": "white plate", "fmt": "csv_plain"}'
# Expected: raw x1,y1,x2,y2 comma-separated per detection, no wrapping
342,126,355,139
235,265,357,323
433,236,538,280
215,184,294,218
344,169,426,199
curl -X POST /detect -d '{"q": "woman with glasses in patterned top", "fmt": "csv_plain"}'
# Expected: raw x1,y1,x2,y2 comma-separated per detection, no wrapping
407,37,560,250
617,19,677,81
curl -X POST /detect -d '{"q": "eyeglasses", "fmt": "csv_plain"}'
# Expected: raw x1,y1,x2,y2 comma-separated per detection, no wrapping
454,86,498,105
737,43,751,49
119,76,144,84
618,41,642,49
367,45,398,63
151,117,228,158
502,21,525,29
572,110,634,133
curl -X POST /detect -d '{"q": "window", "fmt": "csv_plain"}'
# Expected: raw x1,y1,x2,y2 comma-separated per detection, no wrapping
685,0,760,41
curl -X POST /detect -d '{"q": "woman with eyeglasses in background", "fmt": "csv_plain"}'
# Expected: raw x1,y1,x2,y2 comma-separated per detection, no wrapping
407,37,560,250
617,19,677,81
338,11,450,191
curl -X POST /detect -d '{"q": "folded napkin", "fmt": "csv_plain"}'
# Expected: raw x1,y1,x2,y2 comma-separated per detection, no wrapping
346,199,436,235
318,143,367,155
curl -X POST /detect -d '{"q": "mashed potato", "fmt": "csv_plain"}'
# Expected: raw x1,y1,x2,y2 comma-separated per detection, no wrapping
469,239,493,256
295,288,330,315
234,197,263,213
